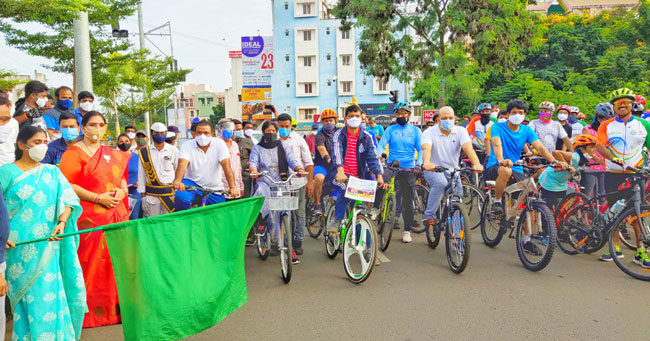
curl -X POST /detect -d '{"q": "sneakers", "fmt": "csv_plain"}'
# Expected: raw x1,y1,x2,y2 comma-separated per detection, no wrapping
313,203,323,216
492,201,504,215
633,249,650,268
295,246,304,255
402,231,412,243
327,219,341,234
523,241,542,256
369,207,380,220
600,246,624,261
270,243,280,257
291,250,300,264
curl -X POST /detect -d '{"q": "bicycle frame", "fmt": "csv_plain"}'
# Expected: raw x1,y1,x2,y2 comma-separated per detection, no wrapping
381,176,397,222
340,200,364,245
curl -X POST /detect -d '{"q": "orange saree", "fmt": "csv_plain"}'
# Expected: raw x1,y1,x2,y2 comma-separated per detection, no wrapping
60,145,129,328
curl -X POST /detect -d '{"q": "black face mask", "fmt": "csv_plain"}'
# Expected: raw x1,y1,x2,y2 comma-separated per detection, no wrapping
480,114,491,125
322,124,335,133
165,137,174,144
263,133,277,143
117,143,131,152
397,117,408,126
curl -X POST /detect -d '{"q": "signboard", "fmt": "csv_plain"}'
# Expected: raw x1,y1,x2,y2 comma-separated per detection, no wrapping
423,110,438,122
241,87,273,121
229,50,242,58
359,103,395,127
241,36,273,88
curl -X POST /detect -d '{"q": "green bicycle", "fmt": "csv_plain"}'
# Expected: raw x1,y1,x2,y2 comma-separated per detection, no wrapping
375,160,400,252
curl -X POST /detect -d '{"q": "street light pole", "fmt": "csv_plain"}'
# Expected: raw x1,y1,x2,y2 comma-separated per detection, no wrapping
137,2,150,137
73,11,93,97
168,22,180,138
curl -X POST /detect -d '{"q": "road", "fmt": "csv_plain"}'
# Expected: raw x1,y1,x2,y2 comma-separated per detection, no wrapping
82,228,647,340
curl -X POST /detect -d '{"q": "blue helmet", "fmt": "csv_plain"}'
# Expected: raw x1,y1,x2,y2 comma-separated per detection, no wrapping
394,102,411,113
478,103,492,111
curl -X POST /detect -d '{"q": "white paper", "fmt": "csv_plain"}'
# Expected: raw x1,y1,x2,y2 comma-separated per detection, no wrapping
345,176,378,203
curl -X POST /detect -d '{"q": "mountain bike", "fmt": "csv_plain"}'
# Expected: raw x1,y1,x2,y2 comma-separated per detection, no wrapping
375,160,399,252
306,196,323,238
479,159,557,272
423,166,471,273
324,177,379,284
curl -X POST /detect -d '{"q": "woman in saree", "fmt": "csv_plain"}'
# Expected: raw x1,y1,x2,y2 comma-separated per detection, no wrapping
59,111,129,328
0,126,86,340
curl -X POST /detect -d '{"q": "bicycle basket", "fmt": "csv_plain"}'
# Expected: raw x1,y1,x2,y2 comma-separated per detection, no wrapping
268,185,299,211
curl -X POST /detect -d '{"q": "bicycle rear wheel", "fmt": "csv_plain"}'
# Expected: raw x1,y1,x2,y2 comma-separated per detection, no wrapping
343,215,378,284
280,214,293,283
555,192,604,255
324,204,340,259
515,201,556,272
462,184,485,230
255,216,271,260
426,202,443,249
410,184,429,234
445,204,471,274
609,204,650,281
306,197,322,238
480,195,506,247
379,193,396,252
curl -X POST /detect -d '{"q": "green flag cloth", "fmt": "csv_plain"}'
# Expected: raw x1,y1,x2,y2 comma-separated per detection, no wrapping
103,196,263,341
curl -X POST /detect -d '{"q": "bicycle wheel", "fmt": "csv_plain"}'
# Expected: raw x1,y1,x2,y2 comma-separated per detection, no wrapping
280,214,293,284
555,192,604,255
410,184,429,234
515,201,556,272
255,216,271,260
379,193,396,252
480,194,506,247
462,184,485,231
343,215,378,284
426,202,443,249
608,204,650,281
305,197,322,238
324,204,340,259
445,204,470,273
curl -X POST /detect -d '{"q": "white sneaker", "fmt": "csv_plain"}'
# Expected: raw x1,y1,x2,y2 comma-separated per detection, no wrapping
327,219,341,234
402,231,412,243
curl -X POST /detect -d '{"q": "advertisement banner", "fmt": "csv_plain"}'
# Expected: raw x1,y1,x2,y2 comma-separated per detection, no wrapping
241,36,273,88
359,103,395,127
423,110,438,122
241,87,273,121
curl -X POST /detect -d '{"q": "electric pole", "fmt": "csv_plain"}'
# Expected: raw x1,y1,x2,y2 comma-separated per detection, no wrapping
73,11,93,99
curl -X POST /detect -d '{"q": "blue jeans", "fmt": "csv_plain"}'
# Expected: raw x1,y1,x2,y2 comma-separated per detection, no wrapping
292,186,306,249
334,189,351,221
174,179,225,211
129,187,141,220
423,171,461,220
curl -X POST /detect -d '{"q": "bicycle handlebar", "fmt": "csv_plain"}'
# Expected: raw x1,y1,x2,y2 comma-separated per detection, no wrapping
251,170,307,185
185,186,225,195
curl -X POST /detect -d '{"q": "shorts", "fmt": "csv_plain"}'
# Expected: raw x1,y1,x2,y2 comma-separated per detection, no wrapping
484,164,526,183
314,165,328,177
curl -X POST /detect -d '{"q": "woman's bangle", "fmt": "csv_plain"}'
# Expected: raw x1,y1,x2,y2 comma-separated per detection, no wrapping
94,194,100,203
57,220,66,225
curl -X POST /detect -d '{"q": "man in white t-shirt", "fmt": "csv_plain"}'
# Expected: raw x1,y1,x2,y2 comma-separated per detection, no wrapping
421,106,483,225
528,101,573,153
0,97,19,166
172,120,239,211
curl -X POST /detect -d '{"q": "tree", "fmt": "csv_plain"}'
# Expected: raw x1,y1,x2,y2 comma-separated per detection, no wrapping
0,69,25,92
209,103,226,127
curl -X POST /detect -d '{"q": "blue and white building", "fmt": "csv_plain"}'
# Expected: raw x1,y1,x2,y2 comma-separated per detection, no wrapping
271,0,408,128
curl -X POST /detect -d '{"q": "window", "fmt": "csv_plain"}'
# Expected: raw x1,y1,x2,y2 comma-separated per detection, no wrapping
302,4,311,15
341,55,351,66
378,79,387,92
341,30,350,39
304,83,313,94
303,30,312,41
303,56,312,67
342,81,352,93
299,108,317,121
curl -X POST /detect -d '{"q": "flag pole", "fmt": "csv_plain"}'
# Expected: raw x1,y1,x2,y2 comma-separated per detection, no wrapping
14,225,118,246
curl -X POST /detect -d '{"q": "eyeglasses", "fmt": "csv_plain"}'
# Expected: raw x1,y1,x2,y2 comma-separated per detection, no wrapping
614,99,633,107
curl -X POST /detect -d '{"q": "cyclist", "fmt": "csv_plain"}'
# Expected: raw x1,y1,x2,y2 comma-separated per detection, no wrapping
466,103,495,160
312,109,338,215
367,116,384,141
528,101,573,154
421,106,483,226
581,103,613,199
377,102,422,243
328,105,385,233
596,88,650,267
484,110,509,159
576,112,587,126
556,105,578,150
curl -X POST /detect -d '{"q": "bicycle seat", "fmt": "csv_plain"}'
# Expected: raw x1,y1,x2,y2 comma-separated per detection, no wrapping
485,180,496,187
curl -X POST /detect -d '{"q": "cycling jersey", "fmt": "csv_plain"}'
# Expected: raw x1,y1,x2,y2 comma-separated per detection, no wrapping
377,123,422,169
466,116,494,149
597,116,650,172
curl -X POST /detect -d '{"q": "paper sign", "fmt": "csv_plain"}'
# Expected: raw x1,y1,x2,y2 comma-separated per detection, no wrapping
345,176,377,203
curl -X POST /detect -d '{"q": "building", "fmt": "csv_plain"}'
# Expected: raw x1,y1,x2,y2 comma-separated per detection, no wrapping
215,92,225,105
194,91,217,118
168,83,220,136
527,0,639,16
271,0,408,129
225,50,243,120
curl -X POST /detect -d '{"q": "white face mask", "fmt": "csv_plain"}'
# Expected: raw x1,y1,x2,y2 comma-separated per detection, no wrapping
126,132,136,140
80,102,94,112
508,114,525,125
244,129,253,137
346,117,361,128
36,97,48,108
558,113,568,121
583,152,593,160
0,120,16,144
196,134,211,147
490,111,499,119
497,118,507,123
27,144,48,162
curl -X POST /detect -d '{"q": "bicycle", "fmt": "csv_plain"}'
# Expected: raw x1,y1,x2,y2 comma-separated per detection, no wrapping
375,160,399,252
184,186,225,208
479,158,557,272
424,166,472,273
555,167,650,281
324,177,379,284
458,158,486,231
306,195,323,238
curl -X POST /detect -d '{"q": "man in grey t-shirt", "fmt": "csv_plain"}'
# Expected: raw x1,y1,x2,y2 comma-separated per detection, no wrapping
528,110,573,153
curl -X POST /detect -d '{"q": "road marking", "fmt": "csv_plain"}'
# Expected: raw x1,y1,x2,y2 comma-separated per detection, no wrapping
377,251,391,263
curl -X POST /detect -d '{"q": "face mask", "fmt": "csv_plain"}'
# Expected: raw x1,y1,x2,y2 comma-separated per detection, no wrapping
27,144,48,162
152,134,166,144
61,127,79,142
490,111,499,119
79,102,94,112
165,137,174,144
583,151,593,160
396,117,408,126
568,115,577,123
221,129,234,140
558,113,568,121
323,123,335,133
117,143,131,151
539,112,552,123
263,132,277,143
508,114,525,125
440,119,454,131
234,130,244,138
480,114,491,125
360,123,366,129
136,137,147,146
85,127,105,142
36,97,48,108
57,99,73,110
0,121,16,144
126,132,136,140
196,134,211,147
244,129,253,137
278,128,291,138
498,118,507,123
347,117,362,128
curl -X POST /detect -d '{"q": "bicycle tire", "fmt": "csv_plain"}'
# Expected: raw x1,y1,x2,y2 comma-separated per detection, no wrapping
306,197,323,238
461,184,485,231
255,216,271,260
515,201,556,272
410,184,429,234
480,195,506,247
445,204,471,273
608,204,650,281
343,215,378,284
324,204,340,259
425,203,443,249
555,192,604,255
280,214,292,284
379,193,396,252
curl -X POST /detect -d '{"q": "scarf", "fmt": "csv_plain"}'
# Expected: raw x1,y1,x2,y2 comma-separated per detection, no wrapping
258,134,289,180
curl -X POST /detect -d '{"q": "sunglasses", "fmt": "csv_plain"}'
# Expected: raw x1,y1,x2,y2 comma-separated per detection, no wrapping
614,99,633,107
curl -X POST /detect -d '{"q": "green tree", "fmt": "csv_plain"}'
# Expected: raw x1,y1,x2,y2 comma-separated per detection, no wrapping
209,103,226,126
0,69,25,92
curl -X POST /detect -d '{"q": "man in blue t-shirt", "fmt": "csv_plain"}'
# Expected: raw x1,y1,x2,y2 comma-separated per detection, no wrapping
485,99,567,215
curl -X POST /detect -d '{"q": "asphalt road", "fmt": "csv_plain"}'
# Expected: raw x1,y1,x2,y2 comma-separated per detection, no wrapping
79,227,648,340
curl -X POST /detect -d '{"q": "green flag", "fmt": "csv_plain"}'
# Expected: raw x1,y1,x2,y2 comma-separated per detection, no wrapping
104,196,263,341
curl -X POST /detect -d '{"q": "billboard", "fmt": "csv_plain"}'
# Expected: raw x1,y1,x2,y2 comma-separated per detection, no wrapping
241,87,273,121
359,103,395,127
241,36,273,88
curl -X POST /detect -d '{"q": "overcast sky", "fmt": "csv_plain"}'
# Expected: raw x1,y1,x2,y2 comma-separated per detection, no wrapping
0,0,274,94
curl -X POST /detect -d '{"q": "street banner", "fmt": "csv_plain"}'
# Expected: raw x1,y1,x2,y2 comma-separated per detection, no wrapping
241,87,273,121
241,36,273,88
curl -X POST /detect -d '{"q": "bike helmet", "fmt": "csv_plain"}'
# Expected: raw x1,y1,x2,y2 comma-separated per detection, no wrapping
557,104,570,113
570,106,580,114
635,94,646,105
573,134,597,149
394,102,411,113
609,88,636,103
320,108,337,121
594,102,614,118
478,103,492,111
538,101,555,112
633,102,645,114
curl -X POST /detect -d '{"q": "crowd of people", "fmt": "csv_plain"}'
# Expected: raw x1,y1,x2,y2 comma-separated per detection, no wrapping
0,78,648,339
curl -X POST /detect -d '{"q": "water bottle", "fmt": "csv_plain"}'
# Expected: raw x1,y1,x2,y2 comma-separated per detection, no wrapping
604,199,626,222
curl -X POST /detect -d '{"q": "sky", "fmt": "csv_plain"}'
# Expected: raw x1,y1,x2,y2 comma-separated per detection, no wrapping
0,0,274,94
